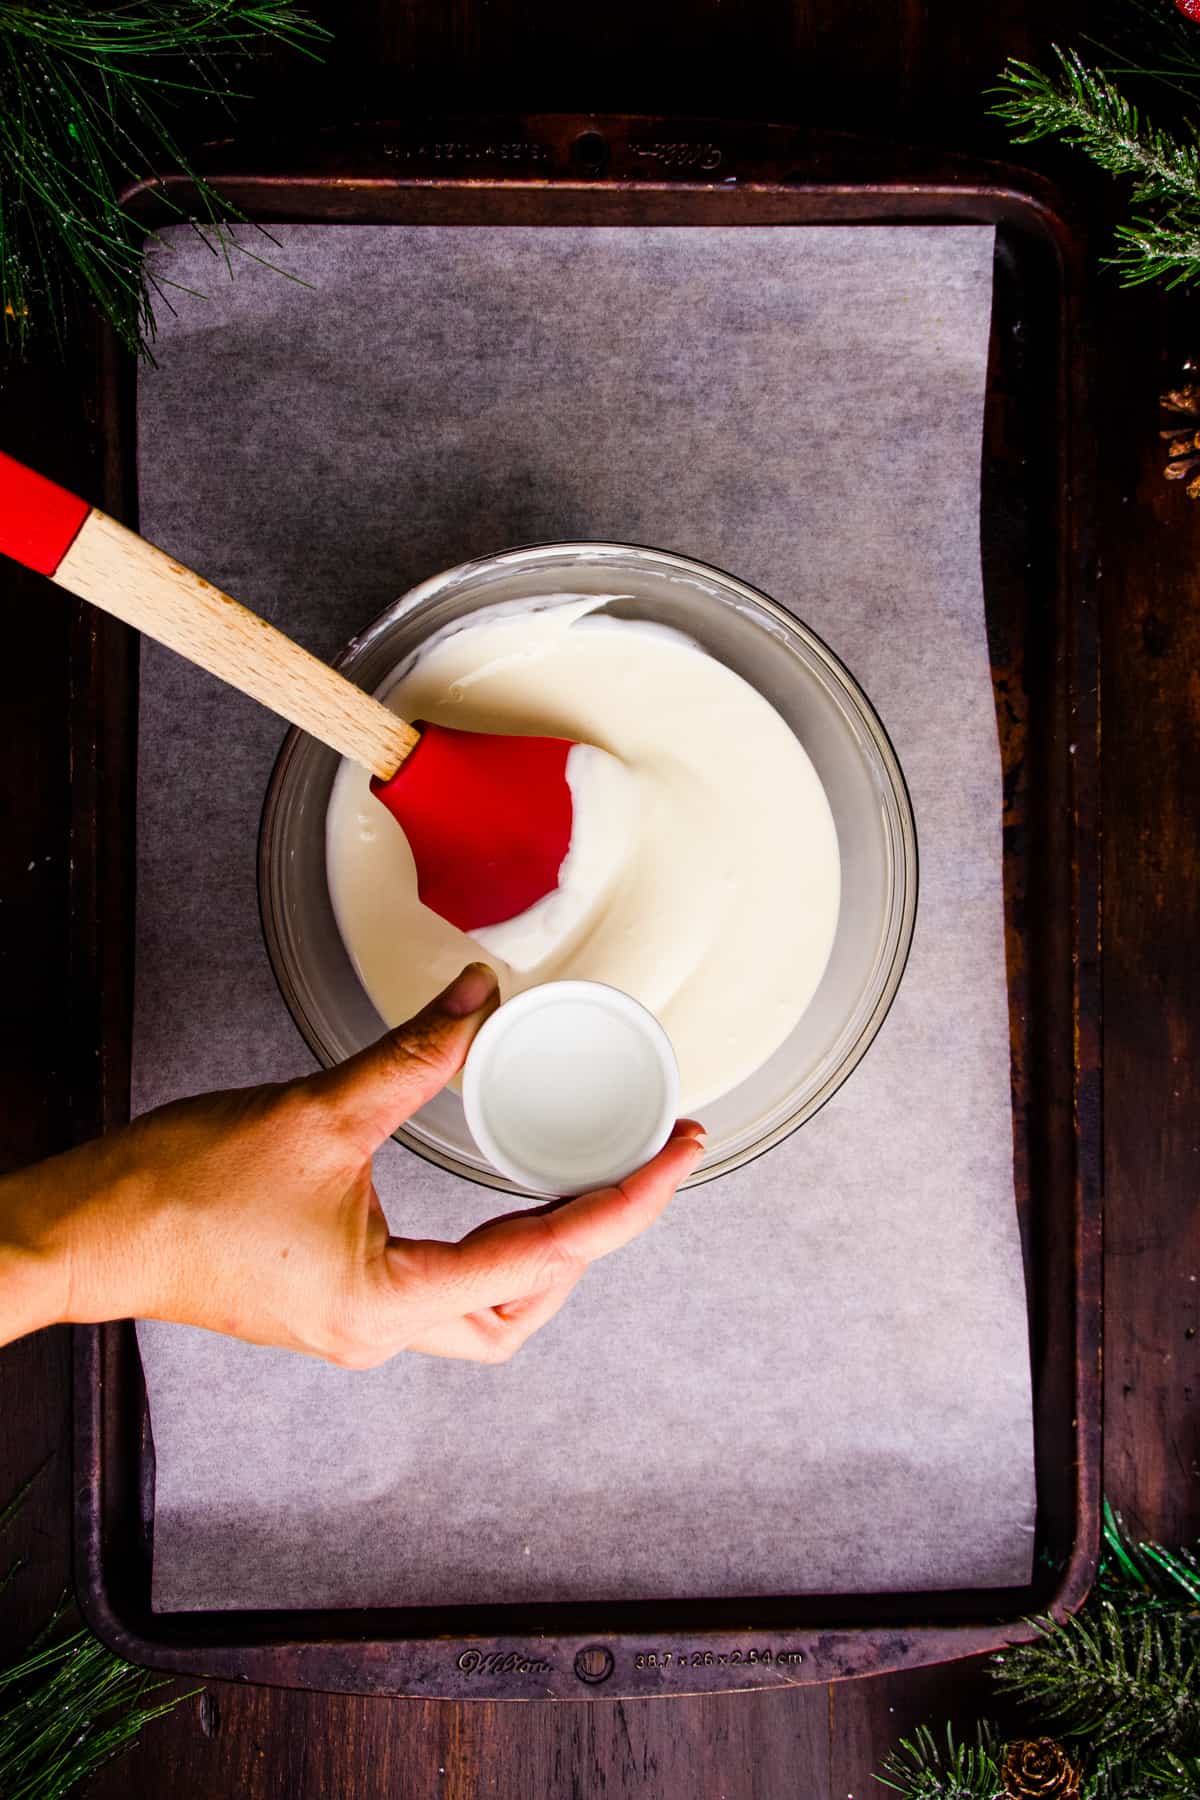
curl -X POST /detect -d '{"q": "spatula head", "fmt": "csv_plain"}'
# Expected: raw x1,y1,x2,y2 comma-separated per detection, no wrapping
371,722,575,933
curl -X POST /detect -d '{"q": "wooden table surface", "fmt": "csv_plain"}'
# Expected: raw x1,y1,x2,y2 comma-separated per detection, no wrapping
3,2,1198,1794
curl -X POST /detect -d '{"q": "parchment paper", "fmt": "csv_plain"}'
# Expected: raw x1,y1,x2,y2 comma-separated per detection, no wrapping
134,225,1035,1609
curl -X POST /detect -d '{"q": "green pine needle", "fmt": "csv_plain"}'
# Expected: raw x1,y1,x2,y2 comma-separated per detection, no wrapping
877,1504,1200,1799
875,1721,1003,1800
0,0,329,358
0,1465,195,1797
993,1604,1200,1757
1142,1751,1200,1800
1100,1500,1200,1618
0,1619,196,1800
1112,210,1200,287
989,44,1200,288
0,1555,29,1599
1083,0,1200,105
991,47,1200,200
0,1461,49,1539
990,1505,1200,1795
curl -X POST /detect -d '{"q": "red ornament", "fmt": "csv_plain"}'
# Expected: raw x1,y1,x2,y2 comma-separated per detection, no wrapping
1176,0,1200,21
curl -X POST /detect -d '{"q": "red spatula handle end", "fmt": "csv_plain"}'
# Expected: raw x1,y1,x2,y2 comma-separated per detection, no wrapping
0,449,91,576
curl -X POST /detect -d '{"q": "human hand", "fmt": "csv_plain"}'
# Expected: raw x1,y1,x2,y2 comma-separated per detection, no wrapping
0,964,704,1365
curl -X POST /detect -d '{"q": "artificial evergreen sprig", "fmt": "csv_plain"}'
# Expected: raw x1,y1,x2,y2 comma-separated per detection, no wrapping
1142,1751,1200,1800
990,45,1200,287
0,1617,192,1800
0,1460,40,1599
0,1463,194,1797
877,1721,1004,1800
875,1505,1200,1800
1098,1499,1200,1616
993,1605,1200,1763
0,0,328,358
991,47,1200,199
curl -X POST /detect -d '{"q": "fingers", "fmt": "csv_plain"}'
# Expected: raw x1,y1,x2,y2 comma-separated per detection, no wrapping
384,1124,706,1324
307,963,499,1151
402,1269,585,1363
523,1126,705,1267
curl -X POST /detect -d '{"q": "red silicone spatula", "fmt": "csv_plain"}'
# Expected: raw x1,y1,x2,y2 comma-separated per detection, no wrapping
0,451,626,959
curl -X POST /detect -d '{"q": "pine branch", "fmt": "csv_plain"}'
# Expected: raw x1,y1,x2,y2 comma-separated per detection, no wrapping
877,1506,1200,1798
1140,1750,1200,1800
1099,1500,1200,1618
993,1603,1200,1760
0,1621,195,1800
990,46,1200,287
2,1,325,60
875,1721,1003,1800
990,47,1200,203
0,0,329,358
0,1464,196,1798
1111,210,1200,286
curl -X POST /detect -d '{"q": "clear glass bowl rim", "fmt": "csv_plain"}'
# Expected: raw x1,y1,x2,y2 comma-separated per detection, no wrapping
257,539,919,1190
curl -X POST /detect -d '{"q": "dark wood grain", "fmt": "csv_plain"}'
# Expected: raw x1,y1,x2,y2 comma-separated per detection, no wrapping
0,0,1192,1792
0,349,97,1642
76,1684,833,1799
1100,281,1200,1558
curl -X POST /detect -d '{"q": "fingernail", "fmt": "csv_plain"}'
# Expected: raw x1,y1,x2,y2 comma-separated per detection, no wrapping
435,962,499,1018
671,1119,707,1144
680,1137,707,1174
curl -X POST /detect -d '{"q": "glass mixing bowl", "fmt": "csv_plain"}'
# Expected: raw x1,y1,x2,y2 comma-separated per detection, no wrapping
258,543,917,1192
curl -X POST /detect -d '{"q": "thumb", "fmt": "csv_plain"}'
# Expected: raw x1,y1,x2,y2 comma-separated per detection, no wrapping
308,963,499,1151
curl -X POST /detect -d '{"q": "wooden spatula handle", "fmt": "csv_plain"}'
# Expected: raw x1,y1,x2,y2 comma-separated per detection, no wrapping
0,452,420,781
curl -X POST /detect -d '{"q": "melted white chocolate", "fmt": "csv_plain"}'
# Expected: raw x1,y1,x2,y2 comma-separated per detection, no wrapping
325,598,841,1112
471,741,637,973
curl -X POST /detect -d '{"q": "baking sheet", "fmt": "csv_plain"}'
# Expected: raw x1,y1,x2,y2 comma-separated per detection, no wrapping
133,224,1034,1609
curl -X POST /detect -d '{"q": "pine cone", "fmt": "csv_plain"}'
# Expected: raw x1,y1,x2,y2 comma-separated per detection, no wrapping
1161,384,1200,496
1000,1737,1082,1800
